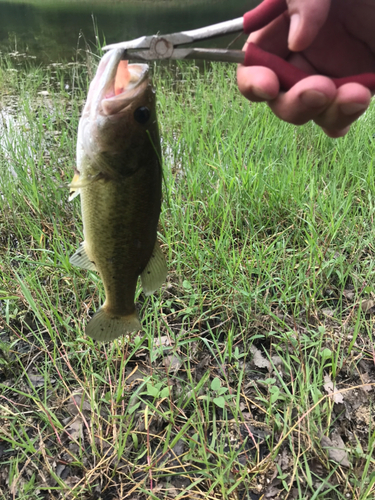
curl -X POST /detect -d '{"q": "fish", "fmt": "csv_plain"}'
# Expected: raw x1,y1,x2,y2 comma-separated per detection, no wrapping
69,49,166,342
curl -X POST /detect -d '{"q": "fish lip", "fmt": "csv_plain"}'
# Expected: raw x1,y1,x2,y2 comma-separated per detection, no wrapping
97,50,149,116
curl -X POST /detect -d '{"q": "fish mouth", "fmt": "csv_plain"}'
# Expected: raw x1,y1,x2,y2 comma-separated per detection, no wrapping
98,50,149,116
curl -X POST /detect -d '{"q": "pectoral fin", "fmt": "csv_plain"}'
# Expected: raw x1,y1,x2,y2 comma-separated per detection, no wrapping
141,240,167,296
70,242,97,271
69,171,104,201
68,170,81,201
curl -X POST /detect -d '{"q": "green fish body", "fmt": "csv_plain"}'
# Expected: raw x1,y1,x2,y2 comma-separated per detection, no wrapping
70,50,166,341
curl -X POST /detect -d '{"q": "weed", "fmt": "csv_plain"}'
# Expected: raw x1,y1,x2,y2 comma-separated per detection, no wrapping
0,56,374,499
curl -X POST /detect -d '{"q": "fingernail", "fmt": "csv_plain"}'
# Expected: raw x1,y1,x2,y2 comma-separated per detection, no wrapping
340,102,368,115
252,86,273,100
288,14,300,49
300,90,329,108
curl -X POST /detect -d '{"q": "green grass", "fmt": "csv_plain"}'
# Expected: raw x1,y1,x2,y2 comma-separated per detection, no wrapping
0,53,374,499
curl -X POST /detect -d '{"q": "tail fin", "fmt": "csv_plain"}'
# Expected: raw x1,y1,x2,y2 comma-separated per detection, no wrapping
85,306,141,342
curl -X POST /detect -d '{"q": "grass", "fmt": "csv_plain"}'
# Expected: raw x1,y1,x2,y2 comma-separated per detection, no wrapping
0,51,375,500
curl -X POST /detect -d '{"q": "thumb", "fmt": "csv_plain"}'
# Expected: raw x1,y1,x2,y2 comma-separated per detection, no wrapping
287,0,331,52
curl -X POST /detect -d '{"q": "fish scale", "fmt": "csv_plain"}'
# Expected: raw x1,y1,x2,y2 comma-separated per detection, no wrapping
70,50,167,342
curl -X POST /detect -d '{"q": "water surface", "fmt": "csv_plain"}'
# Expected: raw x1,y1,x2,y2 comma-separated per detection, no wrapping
0,0,257,63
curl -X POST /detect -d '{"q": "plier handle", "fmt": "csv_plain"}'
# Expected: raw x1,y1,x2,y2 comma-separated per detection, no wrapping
103,0,375,92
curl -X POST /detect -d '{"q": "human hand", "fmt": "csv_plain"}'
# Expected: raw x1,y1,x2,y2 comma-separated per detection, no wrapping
237,0,375,137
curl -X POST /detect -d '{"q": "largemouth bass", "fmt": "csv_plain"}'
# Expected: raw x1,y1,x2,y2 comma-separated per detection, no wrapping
70,49,166,342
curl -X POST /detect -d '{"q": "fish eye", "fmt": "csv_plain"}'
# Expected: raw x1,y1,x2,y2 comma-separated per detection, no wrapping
134,106,150,124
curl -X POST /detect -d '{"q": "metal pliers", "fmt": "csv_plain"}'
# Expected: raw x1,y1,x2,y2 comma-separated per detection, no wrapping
103,0,375,92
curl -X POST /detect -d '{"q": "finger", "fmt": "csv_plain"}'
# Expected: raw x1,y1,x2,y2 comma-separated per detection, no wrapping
246,13,290,58
314,83,371,134
268,75,337,125
237,65,280,102
288,0,331,52
322,126,351,139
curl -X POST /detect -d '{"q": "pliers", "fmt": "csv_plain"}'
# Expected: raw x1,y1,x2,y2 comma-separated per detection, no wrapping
103,0,375,92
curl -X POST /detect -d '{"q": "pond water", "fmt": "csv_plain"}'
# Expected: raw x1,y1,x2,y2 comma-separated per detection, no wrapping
0,0,258,63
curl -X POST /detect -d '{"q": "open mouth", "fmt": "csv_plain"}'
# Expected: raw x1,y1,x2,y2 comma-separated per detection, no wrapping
100,53,149,116
114,61,148,96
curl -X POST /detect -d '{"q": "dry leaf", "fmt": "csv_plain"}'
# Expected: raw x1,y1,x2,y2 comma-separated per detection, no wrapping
67,391,91,416
171,439,185,457
150,483,164,493
277,448,291,472
361,299,375,313
265,485,282,498
55,464,66,478
355,405,371,425
241,412,253,420
343,289,355,301
360,372,373,392
250,345,270,369
195,355,211,373
27,373,55,388
154,336,174,348
322,308,335,317
321,432,350,467
271,355,283,367
164,354,182,372
66,417,84,441
323,374,344,404
166,486,179,498
64,475,81,487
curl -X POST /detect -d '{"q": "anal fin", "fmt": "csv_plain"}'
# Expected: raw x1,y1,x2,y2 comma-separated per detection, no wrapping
70,242,97,271
141,240,167,296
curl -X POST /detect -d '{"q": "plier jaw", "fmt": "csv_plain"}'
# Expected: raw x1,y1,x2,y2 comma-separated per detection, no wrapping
106,19,245,63
104,0,375,92
120,33,195,61
113,32,194,58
